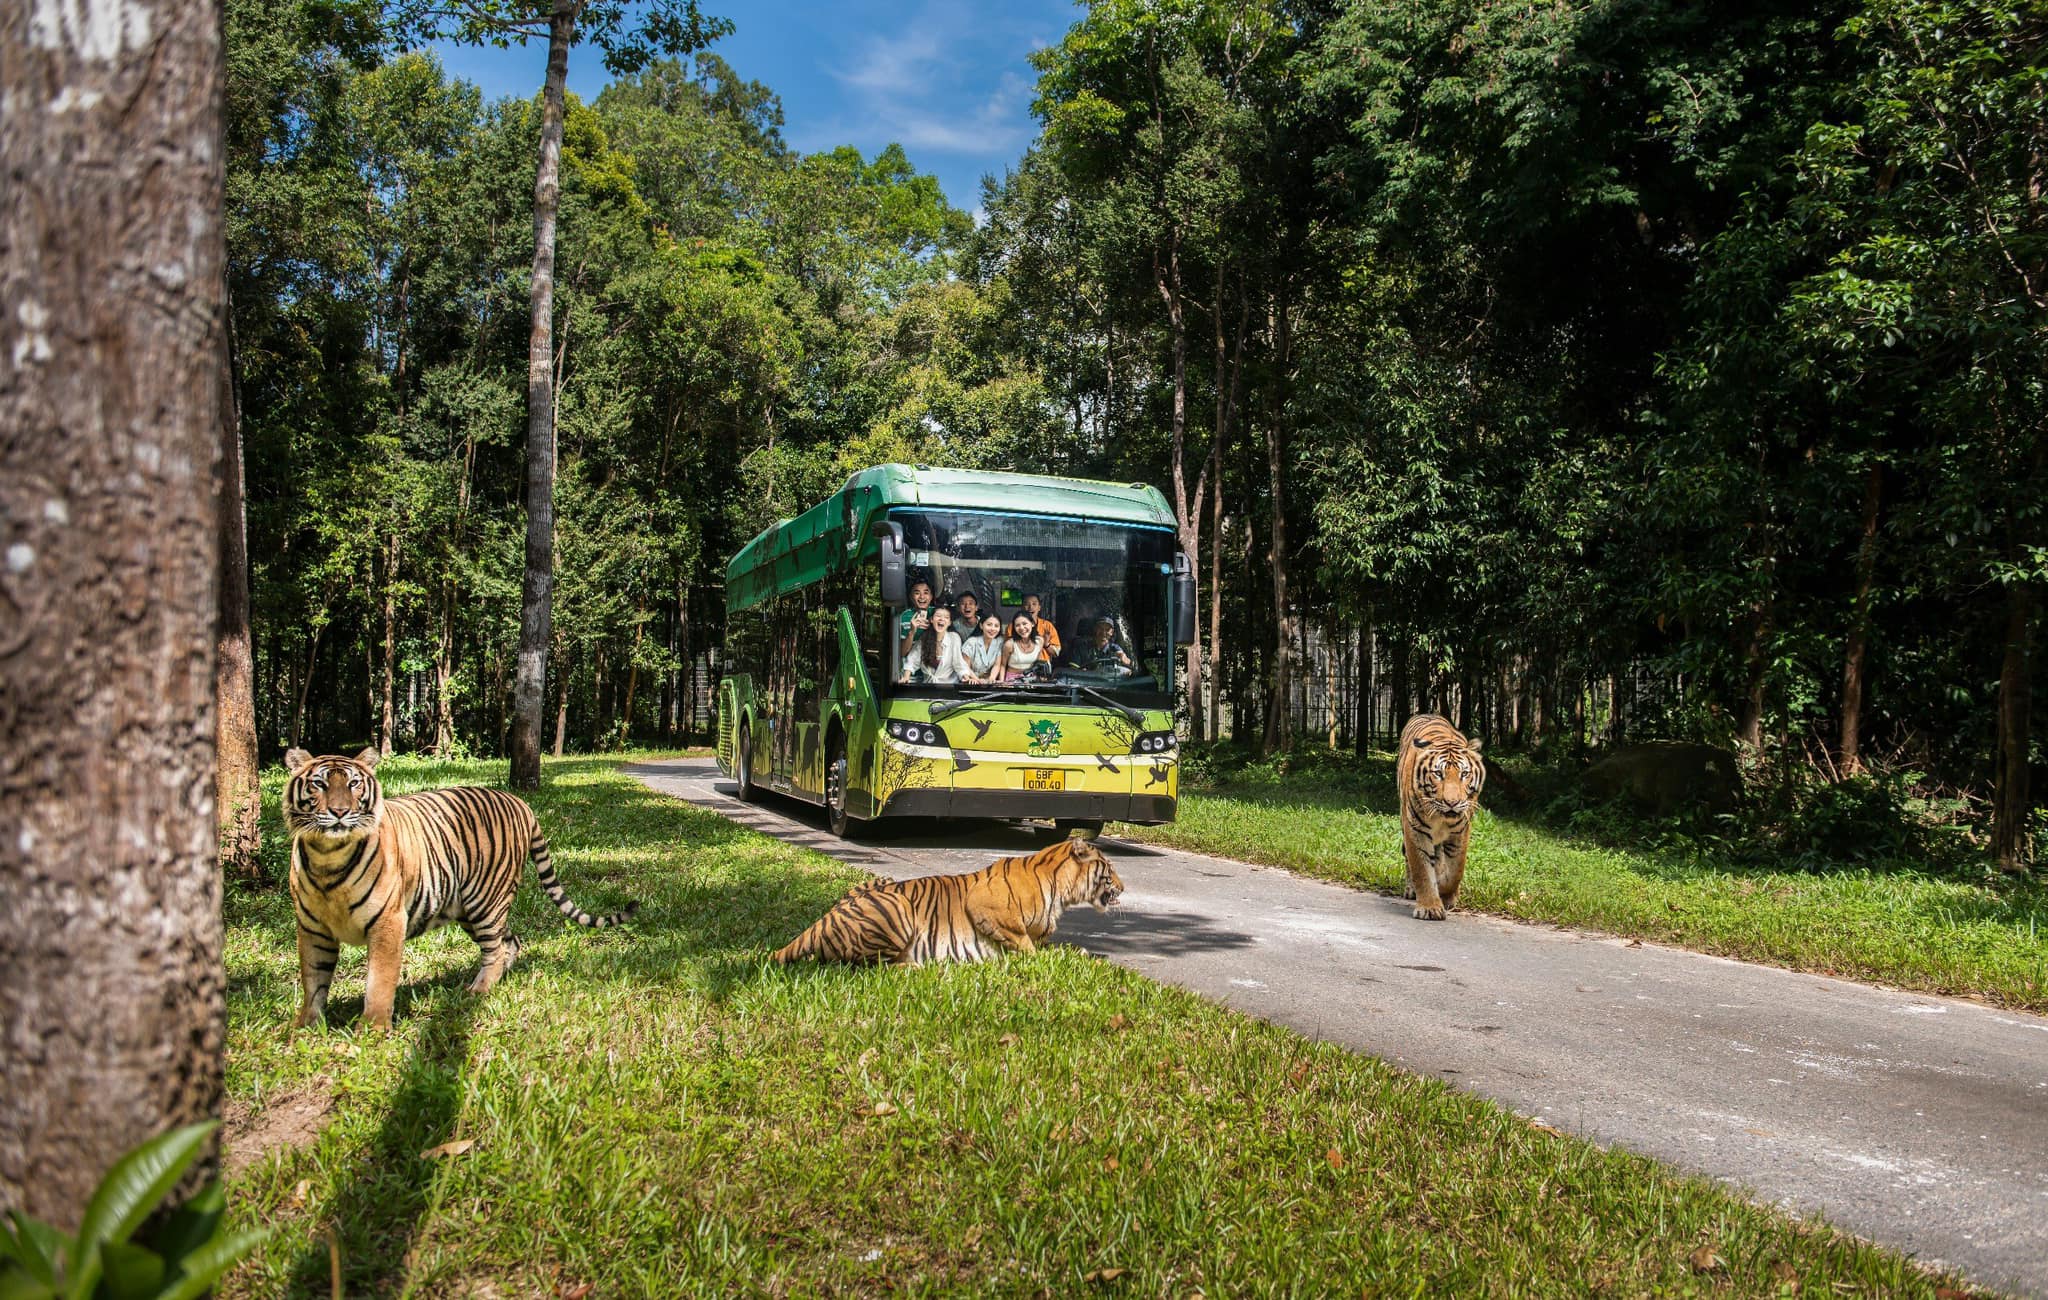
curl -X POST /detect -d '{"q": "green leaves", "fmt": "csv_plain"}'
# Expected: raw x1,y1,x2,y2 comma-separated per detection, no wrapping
0,1123,268,1300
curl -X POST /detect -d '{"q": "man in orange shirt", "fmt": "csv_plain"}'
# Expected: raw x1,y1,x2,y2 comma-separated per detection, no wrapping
1022,592,1062,657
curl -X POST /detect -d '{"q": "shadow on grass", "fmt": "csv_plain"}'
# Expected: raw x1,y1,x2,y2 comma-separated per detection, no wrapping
292,983,479,1296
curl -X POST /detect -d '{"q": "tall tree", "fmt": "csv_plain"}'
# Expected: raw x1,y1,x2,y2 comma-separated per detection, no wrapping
1,0,228,1222
393,0,730,788
215,293,261,876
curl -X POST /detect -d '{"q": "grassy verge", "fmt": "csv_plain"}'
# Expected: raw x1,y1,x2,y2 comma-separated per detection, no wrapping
223,754,1974,1297
1114,750,2048,1011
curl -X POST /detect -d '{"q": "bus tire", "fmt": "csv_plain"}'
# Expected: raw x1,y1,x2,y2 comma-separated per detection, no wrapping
827,734,860,839
735,721,758,802
1055,818,1104,840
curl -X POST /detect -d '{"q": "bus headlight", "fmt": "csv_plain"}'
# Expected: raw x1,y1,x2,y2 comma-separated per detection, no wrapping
888,721,949,748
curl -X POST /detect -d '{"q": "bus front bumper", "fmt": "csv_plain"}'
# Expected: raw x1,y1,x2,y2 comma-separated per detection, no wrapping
875,788,1177,826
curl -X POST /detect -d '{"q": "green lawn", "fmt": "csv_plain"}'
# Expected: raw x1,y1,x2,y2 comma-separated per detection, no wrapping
1115,751,2048,1011
222,754,1976,1297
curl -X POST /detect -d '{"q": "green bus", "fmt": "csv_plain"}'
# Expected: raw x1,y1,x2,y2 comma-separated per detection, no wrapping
715,464,1193,837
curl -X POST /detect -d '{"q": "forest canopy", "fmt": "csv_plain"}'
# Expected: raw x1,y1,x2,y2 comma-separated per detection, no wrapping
230,0,2045,868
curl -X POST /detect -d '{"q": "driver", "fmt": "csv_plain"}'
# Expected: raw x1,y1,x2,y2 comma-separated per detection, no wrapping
1079,618,1133,674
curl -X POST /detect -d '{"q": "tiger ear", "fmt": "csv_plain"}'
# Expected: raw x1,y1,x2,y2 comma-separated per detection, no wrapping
284,747,313,772
1468,737,1483,754
354,747,383,769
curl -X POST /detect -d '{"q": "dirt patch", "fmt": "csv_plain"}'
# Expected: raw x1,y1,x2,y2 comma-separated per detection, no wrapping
223,1076,335,1177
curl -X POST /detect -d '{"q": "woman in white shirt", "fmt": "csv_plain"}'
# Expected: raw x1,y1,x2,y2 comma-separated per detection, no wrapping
899,606,967,684
1000,612,1049,683
961,612,1005,683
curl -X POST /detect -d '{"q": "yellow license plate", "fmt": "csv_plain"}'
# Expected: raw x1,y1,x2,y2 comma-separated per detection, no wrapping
1021,769,1067,791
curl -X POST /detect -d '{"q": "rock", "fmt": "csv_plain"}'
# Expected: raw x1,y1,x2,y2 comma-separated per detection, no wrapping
1582,742,1740,816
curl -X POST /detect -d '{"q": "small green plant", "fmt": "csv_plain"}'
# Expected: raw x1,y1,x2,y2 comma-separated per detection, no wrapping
0,1121,266,1300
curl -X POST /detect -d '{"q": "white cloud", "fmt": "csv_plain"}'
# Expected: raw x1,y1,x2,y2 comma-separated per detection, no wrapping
835,23,948,93
823,8,1036,157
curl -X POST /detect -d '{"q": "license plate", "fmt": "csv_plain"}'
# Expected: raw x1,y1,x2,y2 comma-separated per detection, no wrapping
1021,768,1067,792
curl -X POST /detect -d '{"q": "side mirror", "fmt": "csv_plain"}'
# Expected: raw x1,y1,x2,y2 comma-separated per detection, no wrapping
1171,552,1196,646
879,522,908,605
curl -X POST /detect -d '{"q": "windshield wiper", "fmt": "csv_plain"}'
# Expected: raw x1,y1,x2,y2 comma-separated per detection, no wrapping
928,684,1049,719
1066,682,1144,724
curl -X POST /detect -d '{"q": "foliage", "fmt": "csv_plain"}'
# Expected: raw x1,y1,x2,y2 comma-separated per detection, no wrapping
0,1124,267,1300
228,0,2045,864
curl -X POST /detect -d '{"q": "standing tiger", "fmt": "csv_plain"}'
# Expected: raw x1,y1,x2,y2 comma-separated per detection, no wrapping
773,838,1124,965
1396,714,1486,921
283,748,633,1030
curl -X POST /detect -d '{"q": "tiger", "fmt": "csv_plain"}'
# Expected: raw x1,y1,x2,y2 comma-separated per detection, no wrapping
283,747,633,1030
772,837,1124,966
1396,713,1486,921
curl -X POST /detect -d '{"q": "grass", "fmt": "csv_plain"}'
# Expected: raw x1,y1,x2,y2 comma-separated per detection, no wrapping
220,753,1979,1298
1113,748,2048,1011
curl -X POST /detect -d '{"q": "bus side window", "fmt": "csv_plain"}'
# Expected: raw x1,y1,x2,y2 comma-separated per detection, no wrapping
857,544,886,688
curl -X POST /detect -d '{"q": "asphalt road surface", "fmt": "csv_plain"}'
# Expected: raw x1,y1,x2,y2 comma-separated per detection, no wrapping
627,757,2048,1297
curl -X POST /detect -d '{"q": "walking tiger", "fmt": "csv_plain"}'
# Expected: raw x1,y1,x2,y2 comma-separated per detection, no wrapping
283,748,633,1030
1397,714,1486,920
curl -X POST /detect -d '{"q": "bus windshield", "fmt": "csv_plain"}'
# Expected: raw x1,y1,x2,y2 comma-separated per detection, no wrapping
887,510,1176,707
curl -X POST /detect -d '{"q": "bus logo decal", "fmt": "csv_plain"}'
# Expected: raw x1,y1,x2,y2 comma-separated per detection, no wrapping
1026,719,1063,758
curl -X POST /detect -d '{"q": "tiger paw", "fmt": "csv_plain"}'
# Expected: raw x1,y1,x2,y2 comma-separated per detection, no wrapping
1411,903,1446,921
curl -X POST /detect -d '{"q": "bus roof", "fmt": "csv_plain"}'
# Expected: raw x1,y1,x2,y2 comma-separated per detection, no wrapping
726,464,1177,610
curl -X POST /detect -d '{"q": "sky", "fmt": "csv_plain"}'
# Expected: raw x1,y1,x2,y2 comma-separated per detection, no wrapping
431,0,1083,215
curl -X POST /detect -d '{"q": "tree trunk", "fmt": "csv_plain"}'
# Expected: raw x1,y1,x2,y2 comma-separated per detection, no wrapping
1736,608,1769,749
1261,295,1295,756
1208,465,1224,740
1839,464,1882,776
1355,615,1375,756
292,625,322,750
0,0,227,1222
433,597,456,756
552,646,569,757
619,607,646,748
379,534,399,755
1993,580,2036,872
1157,233,1207,742
508,0,575,790
213,278,260,878
1389,642,1410,737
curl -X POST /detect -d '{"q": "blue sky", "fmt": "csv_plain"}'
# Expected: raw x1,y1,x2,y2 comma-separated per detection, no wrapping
432,0,1082,215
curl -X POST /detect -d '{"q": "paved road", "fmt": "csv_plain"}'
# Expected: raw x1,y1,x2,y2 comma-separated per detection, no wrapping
627,757,2048,1297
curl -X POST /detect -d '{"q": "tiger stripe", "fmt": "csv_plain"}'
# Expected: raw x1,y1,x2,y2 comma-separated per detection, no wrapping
772,838,1123,966
284,748,634,1030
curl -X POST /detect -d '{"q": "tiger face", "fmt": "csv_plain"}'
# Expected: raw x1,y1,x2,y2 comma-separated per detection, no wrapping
1413,746,1484,819
1058,839,1125,912
283,747,384,844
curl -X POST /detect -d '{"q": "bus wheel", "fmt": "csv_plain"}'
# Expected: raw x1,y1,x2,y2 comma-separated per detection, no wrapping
1055,818,1104,840
827,737,857,839
735,722,758,802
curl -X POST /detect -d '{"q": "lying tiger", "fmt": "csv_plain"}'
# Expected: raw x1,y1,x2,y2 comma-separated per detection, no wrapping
1397,713,1486,921
283,747,634,1030
773,837,1124,965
